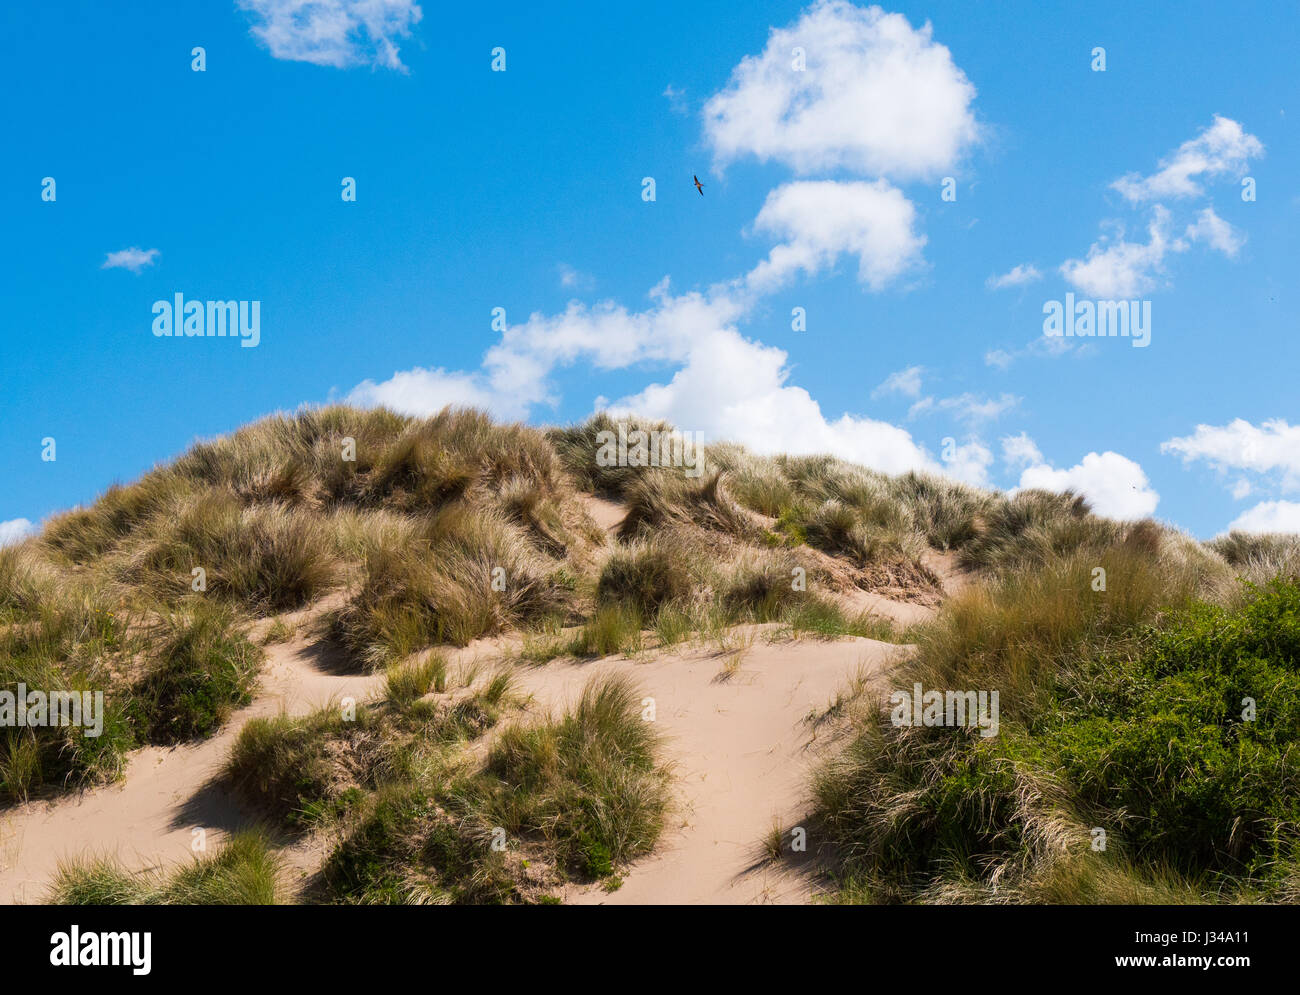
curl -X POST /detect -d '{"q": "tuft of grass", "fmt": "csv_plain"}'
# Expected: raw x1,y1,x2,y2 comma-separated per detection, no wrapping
572,604,644,658
596,539,693,615
130,604,261,744
334,505,571,666
478,674,671,878
126,494,338,612
262,617,297,645
386,654,448,705
47,832,283,905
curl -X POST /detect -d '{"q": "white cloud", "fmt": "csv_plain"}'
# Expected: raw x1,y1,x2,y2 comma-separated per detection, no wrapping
0,518,35,546
909,392,1019,425
1111,116,1264,203
1184,206,1245,257
941,438,994,488
702,0,979,178
1227,500,1300,535
984,349,1014,370
1060,207,1181,298
745,180,926,292
986,263,1041,290
238,0,422,71
605,327,943,478
1232,479,1253,500
872,365,924,399
1014,451,1159,520
344,366,509,418
557,263,594,291
1000,431,1044,469
101,247,159,273
1162,418,1300,491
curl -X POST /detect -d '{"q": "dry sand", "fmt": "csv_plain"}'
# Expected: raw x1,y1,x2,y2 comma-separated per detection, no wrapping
1,497,969,905
516,633,907,904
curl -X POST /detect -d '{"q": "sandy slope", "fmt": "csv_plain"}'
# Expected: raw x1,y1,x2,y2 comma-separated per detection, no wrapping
1,496,968,905
514,633,908,904
0,597,385,904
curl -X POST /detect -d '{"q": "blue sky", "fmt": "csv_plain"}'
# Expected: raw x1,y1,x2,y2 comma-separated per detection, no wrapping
2,0,1298,543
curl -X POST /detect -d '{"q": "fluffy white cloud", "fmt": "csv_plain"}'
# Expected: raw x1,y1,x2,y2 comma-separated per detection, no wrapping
1000,431,1044,469
745,180,926,292
941,438,994,488
986,263,1041,290
1184,206,1245,257
604,328,945,478
344,366,509,418
0,518,35,546
238,0,422,71
872,365,924,399
1014,450,1159,520
101,247,159,273
1111,116,1264,203
1060,207,1181,298
703,0,979,178
1227,500,1300,535
1162,418,1300,491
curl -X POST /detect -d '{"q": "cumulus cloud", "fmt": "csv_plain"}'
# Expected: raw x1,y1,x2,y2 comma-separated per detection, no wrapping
940,438,994,488
0,518,35,546
238,0,423,71
872,365,924,399
1000,431,1044,469
1059,118,1259,297
604,327,945,478
744,180,926,292
1111,115,1264,203
1184,206,1245,257
1227,500,1300,535
1014,450,1159,520
702,0,979,178
344,366,508,418
986,263,1041,290
1162,418,1300,491
1060,207,1181,298
101,247,159,273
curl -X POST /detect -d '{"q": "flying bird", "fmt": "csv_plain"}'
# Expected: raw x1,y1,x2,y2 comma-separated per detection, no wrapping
693,175,704,196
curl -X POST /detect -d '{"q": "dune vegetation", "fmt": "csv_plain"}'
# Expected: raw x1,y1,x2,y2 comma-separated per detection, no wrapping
4,404,1299,904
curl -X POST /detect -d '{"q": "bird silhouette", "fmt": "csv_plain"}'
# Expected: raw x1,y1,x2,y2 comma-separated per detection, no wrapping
693,175,704,195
